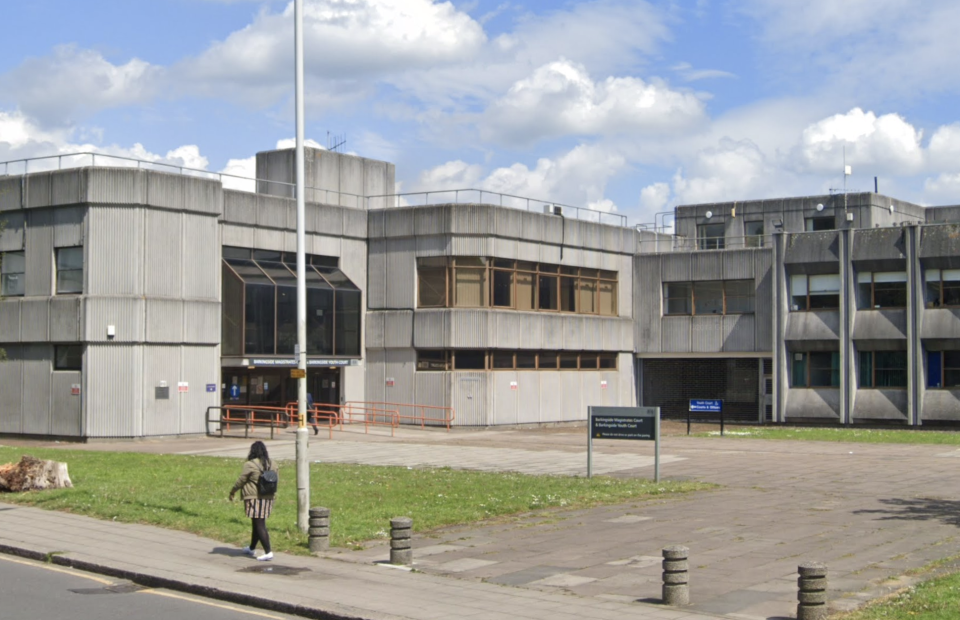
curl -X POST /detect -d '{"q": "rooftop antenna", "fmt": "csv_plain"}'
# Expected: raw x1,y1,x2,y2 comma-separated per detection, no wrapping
327,131,347,153
843,146,851,219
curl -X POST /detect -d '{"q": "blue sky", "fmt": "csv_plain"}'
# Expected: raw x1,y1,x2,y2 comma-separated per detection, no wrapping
3,0,960,224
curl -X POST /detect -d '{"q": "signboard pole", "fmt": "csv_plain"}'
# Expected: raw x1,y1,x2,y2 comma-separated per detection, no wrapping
587,427,593,478
587,406,660,481
655,409,660,483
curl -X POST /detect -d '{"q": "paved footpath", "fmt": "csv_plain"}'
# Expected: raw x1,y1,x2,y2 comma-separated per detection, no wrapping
4,425,960,619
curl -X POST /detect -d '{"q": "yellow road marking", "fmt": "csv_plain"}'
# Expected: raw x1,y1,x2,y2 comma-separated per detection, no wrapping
0,554,114,585
140,589,287,619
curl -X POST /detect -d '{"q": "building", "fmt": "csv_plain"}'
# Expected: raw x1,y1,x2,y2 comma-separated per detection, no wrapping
1,146,959,438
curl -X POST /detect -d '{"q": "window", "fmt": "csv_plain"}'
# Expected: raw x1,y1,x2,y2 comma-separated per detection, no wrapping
925,269,960,308
744,221,764,248
1,250,25,297
859,350,907,388
698,223,725,250
927,350,960,388
416,350,617,371
663,280,755,315
56,247,83,294
858,271,907,309
54,345,82,371
805,216,834,231
792,352,840,387
790,274,840,311
416,258,618,316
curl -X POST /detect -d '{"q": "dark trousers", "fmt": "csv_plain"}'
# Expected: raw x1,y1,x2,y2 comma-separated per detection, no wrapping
250,518,271,553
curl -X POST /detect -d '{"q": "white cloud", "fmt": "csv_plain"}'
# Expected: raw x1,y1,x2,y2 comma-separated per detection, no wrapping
923,173,960,204
671,62,736,82
639,182,671,212
0,46,161,126
797,108,923,175
220,156,257,192
481,60,706,145
275,138,324,150
671,138,789,205
927,124,960,173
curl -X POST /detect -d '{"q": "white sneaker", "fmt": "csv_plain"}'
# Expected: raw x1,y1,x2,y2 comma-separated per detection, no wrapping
241,546,256,557
257,552,274,562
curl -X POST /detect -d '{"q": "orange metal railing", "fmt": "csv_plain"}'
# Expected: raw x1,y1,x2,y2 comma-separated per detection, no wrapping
206,405,293,439
283,402,401,437
345,401,456,431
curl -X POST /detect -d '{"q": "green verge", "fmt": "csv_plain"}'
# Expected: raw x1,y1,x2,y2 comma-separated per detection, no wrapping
836,568,960,620
695,426,960,445
0,447,712,553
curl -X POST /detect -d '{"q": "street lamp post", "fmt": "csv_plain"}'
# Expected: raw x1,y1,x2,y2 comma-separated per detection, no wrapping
294,0,309,534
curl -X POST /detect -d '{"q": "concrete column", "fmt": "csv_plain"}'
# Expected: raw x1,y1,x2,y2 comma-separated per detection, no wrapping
839,227,855,425
772,230,787,423
308,507,330,553
906,224,922,425
661,545,689,605
797,562,828,620
390,517,413,566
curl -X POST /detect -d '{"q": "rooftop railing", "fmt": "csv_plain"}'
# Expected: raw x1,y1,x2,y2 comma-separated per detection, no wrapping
0,152,628,227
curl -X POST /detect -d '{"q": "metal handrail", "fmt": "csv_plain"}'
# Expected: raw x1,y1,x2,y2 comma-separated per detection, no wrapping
637,234,770,254
365,189,628,227
345,401,456,431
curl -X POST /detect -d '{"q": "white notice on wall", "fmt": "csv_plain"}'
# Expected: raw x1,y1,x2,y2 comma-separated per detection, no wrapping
510,381,518,390
178,382,189,393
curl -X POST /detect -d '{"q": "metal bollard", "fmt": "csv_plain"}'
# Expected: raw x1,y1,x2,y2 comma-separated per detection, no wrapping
308,507,330,553
662,545,690,605
797,562,828,620
390,517,413,566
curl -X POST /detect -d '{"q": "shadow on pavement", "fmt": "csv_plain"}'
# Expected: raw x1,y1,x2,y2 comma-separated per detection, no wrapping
209,546,248,557
854,497,960,527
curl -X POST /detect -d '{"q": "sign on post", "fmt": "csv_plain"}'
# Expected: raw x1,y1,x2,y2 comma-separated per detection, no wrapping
587,406,660,482
688,399,724,435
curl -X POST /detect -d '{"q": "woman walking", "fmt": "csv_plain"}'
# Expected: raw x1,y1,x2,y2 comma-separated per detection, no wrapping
228,441,277,561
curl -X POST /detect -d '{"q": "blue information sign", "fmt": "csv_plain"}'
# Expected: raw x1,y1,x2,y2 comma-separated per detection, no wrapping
689,399,723,413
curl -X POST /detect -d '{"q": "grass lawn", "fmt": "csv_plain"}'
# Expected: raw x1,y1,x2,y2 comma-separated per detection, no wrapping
0,447,711,554
836,567,960,620
695,426,960,445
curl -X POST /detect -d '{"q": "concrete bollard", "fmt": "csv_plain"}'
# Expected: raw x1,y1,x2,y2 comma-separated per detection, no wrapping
390,517,413,566
662,545,690,605
308,507,330,553
797,562,828,620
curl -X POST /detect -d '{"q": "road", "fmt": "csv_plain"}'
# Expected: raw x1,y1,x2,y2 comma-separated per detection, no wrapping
0,554,299,620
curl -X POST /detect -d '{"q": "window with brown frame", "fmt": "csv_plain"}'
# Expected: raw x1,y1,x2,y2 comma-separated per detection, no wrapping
416,258,618,316
663,280,755,315
416,350,618,371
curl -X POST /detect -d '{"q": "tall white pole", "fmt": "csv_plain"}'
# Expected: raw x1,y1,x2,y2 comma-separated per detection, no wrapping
294,0,310,534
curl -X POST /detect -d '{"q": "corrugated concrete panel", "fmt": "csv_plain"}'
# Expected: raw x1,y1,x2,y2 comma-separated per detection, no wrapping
413,310,446,348
21,344,51,435
49,297,81,341
51,170,83,207
85,168,142,205
0,177,22,211
521,211,543,243
754,251,774,351
602,317,620,351
920,308,960,340
517,240,539,262
257,194,289,229
619,354,634,407
518,313,542,349
562,220,582,248
339,156,364,204
852,227,907,266
921,390,960,421
495,208,523,239
84,297,144,342
540,372,562,424
382,209,415,238
53,206,85,247
88,205,142,296
784,389,840,419
343,208,366,238
451,205,493,236
24,208,53,297
20,298,49,341
385,238,416,309
182,176,221,215
562,316,583,350
223,191,257,225
0,299,20,341
452,373,487,426
312,234,341,257
662,317,691,352
784,231,841,267
581,316,602,350
722,250,756,280
635,255,661,353
413,207,446,237
50,370,82,436
493,371,519,425
142,345,181,436
662,254,691,282
495,313,520,349
367,239,387,309
852,310,908,341
852,389,908,420
691,253,722,281
541,314,563,349
146,299,184,343
619,318,634,351
560,247,582,266
451,236,492,256
517,372,541,424
315,205,344,237
183,300,219,344
145,209,182,298
222,223,254,248
316,151,340,197
85,344,143,437
363,160,387,209
254,228,284,251
180,345,219,434
920,225,960,268
785,311,841,342
0,210,25,251
0,346,23,433
364,348,386,404
494,237,518,259
183,214,219,300
145,173,184,211
582,223,602,252
618,255,632,319
722,314,755,351
24,172,53,209
415,235,449,256
383,311,414,348
561,372,581,421
451,310,489,348
383,349,416,408
367,210,384,238
366,312,385,348
414,371,449,410
539,243,561,265
692,316,723,352
582,373,603,412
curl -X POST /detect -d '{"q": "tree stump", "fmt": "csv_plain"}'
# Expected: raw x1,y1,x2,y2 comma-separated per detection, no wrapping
0,456,73,492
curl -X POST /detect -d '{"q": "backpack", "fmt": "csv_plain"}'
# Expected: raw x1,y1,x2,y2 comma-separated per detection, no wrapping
257,462,278,496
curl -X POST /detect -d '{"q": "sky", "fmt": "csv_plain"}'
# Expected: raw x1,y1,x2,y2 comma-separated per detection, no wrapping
2,0,960,226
